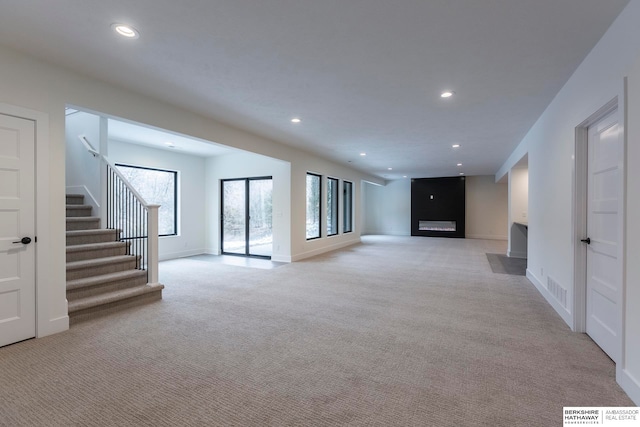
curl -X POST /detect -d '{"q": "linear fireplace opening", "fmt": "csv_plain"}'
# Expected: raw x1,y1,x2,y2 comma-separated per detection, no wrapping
419,220,456,232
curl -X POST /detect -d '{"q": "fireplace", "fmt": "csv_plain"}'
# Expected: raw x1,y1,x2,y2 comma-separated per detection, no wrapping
411,177,465,238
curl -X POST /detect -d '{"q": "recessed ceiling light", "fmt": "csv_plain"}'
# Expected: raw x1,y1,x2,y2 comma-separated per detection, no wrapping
452,144,461,148
459,172,464,175
388,167,393,171
403,176,407,178
441,91,454,98
112,23,140,39
291,117,301,123
360,152,366,156
457,163,462,167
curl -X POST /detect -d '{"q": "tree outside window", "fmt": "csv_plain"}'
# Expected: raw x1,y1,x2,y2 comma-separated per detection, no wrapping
306,173,321,239
116,164,177,236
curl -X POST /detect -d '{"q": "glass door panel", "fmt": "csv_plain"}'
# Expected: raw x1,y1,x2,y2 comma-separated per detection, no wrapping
249,179,273,257
222,180,246,255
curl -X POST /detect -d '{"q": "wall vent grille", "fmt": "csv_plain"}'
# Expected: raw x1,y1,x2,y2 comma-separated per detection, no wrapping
547,276,567,308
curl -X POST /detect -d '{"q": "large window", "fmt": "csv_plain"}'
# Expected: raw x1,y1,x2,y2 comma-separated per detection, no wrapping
343,180,353,233
327,177,339,236
116,164,177,236
306,173,321,239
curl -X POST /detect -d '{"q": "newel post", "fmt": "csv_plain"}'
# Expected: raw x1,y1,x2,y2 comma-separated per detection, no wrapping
147,204,161,284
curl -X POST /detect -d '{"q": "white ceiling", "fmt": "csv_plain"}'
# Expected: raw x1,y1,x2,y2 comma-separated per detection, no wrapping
107,118,232,157
0,0,630,179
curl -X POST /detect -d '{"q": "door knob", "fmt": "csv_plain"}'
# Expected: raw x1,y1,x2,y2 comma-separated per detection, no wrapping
12,237,32,245
580,237,591,244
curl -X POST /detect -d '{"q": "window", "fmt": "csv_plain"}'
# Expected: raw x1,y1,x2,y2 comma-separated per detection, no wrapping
115,164,177,236
343,180,353,233
306,173,321,239
327,177,339,236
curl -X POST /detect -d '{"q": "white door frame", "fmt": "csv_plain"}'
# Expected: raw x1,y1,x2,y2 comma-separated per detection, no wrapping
0,102,53,338
572,95,626,363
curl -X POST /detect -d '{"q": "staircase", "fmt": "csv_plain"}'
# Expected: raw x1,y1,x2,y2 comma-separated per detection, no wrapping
66,194,164,324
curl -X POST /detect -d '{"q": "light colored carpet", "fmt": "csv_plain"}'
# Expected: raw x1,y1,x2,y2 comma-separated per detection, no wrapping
0,236,633,426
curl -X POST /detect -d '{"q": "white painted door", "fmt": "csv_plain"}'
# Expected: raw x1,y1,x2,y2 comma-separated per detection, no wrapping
0,113,36,347
586,109,622,362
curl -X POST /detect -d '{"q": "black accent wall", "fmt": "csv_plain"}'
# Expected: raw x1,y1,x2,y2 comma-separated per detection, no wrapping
411,177,465,238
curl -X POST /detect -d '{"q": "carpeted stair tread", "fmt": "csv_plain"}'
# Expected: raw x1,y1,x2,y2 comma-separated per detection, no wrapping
65,194,85,205
66,205,93,218
66,229,121,245
66,241,129,253
67,283,164,314
67,269,147,291
66,255,140,270
66,216,100,223
66,229,120,237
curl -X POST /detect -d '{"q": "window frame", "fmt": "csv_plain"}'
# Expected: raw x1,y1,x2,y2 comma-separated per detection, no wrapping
306,172,322,240
115,163,178,237
327,177,339,236
343,180,353,234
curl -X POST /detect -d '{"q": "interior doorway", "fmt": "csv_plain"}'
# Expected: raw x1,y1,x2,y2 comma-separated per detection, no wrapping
221,177,273,258
574,98,623,363
0,113,36,347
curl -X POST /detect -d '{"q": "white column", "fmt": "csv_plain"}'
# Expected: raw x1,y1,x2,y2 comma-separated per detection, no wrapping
99,116,108,227
147,204,160,284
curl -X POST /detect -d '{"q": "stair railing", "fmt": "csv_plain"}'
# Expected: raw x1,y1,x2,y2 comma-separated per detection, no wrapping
78,136,160,284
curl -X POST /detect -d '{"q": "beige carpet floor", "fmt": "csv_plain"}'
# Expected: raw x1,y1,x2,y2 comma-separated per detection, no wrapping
0,236,633,426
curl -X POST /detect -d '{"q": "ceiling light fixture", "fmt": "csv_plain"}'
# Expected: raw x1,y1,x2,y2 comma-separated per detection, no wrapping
360,152,366,156
388,167,393,171
291,117,301,123
457,163,462,166
112,23,140,39
441,91,454,98
459,172,464,175
452,144,460,148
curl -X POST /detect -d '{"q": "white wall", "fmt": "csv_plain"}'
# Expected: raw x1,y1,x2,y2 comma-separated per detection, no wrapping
362,180,411,235
622,54,640,404
205,151,291,262
465,175,508,240
0,42,383,339
363,176,507,240
497,0,640,404
65,111,101,209
108,140,207,261
508,167,528,258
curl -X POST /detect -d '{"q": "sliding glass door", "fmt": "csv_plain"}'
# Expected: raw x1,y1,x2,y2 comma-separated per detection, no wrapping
221,177,273,258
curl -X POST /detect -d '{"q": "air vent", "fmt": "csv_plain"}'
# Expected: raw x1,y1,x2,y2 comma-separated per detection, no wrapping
547,276,567,308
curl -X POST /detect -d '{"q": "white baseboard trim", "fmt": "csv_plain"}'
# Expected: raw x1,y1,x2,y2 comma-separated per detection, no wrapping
526,269,572,328
466,234,508,241
508,250,527,259
617,367,640,405
159,248,208,261
205,248,221,256
271,255,292,263
37,315,69,338
292,238,361,262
